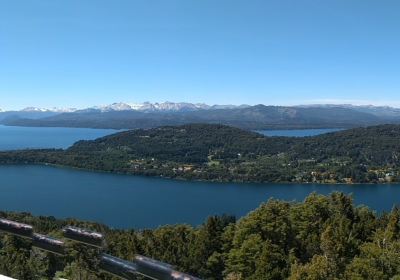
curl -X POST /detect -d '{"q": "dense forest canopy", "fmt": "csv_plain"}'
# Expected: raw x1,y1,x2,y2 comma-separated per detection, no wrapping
1,193,400,279
0,123,399,183
68,124,295,163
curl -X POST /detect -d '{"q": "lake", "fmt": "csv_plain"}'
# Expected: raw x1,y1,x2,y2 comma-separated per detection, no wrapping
0,125,118,150
0,165,399,229
0,126,344,151
1,126,395,229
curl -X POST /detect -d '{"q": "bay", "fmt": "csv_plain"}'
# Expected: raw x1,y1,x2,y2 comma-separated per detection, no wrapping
0,125,343,151
0,165,398,229
0,125,118,150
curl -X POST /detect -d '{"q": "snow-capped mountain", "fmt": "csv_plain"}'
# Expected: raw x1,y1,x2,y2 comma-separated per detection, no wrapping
91,103,134,112
145,102,211,112
20,107,77,113
211,104,250,110
1,102,250,114
49,107,77,113
4,103,400,115
90,102,221,112
3,103,400,130
21,107,50,112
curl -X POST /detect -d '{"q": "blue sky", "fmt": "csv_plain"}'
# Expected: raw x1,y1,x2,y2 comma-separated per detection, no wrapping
0,0,399,110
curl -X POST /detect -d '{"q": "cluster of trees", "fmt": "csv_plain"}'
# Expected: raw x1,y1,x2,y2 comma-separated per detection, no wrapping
0,124,400,183
67,124,294,161
1,192,400,279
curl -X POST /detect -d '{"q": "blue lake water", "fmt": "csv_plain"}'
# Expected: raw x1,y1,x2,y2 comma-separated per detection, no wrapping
0,125,118,150
257,128,343,137
0,126,397,229
0,165,399,229
0,125,341,151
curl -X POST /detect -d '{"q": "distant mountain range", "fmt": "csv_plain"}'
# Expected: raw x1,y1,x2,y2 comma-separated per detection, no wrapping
88,102,250,112
1,102,400,130
0,106,78,121
0,102,250,115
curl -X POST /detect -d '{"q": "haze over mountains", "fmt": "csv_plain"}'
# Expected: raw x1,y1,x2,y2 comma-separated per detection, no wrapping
1,102,400,130
0,102,250,114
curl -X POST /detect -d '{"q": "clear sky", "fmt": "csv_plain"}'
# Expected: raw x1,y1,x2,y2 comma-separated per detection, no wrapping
0,0,399,110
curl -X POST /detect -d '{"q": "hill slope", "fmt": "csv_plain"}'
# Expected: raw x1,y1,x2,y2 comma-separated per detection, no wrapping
0,124,399,183
68,124,294,163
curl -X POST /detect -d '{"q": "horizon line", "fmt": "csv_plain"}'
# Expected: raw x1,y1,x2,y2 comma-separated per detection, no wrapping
2,101,400,112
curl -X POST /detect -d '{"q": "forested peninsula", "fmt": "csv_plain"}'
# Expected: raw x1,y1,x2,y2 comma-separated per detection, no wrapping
0,123,400,184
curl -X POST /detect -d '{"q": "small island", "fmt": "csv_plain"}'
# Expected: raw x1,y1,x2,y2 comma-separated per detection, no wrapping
0,123,399,184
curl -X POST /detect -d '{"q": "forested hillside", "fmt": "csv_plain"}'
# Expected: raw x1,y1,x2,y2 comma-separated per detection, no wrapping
69,124,294,163
1,193,400,279
0,124,400,183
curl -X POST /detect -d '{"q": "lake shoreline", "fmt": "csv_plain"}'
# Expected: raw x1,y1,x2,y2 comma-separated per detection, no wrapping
1,162,399,186
1,164,399,229
1,125,398,185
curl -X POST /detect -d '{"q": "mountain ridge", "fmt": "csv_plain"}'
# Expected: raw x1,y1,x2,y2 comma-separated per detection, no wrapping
2,104,395,130
4,102,400,114
2,103,400,130
0,101,251,114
